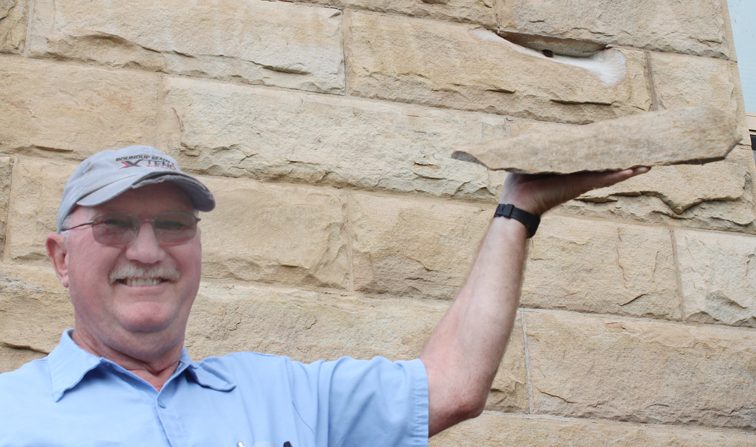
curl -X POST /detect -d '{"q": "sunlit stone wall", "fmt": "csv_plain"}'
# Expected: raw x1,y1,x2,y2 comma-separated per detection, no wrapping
1,0,754,444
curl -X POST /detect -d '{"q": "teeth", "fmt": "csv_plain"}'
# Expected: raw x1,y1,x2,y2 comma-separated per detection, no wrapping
124,278,162,287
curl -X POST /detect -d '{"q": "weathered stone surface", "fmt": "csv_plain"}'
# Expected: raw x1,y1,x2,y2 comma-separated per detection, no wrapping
200,177,350,290
187,281,528,412
525,311,756,429
0,157,13,258
676,229,756,328
162,76,509,201
29,0,344,93
522,216,679,319
0,0,27,53
649,52,747,139
345,11,651,124
0,57,161,156
292,0,497,27
578,150,750,214
650,53,737,113
0,345,45,374
6,158,75,263
0,265,72,355
453,106,740,174
568,146,755,232
495,0,733,59
186,283,441,361
350,192,492,299
431,412,756,447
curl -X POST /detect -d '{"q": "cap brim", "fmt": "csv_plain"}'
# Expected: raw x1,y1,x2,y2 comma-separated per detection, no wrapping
77,172,215,212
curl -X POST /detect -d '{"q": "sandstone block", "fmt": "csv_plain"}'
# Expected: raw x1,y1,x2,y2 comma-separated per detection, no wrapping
200,177,350,290
495,0,733,59
676,229,756,327
29,0,344,93
649,52,747,140
292,0,497,27
186,281,528,412
350,193,492,299
162,76,509,201
0,57,161,155
649,53,738,113
345,11,651,124
522,216,679,319
502,121,755,232
0,265,72,355
566,146,755,232
525,311,756,429
0,0,27,53
431,412,756,447
6,158,76,263
186,283,443,361
453,106,740,174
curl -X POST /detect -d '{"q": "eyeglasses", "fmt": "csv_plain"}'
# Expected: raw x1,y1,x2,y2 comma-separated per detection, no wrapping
61,212,200,246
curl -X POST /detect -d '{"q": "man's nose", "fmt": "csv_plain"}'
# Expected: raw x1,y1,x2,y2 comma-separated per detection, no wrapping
124,222,164,263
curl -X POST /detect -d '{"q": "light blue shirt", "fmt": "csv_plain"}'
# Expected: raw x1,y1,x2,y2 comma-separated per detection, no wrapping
0,331,429,447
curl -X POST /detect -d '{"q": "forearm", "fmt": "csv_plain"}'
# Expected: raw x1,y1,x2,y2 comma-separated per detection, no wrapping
419,167,650,436
420,216,528,436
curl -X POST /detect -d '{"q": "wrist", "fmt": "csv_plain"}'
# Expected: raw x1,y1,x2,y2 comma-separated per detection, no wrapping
494,203,540,238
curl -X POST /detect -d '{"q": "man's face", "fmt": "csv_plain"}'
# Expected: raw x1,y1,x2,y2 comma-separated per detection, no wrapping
49,183,202,358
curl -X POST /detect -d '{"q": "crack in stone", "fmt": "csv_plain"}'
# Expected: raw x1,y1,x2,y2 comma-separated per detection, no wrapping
620,293,648,307
539,390,577,405
0,0,15,21
260,64,311,75
549,98,612,107
0,342,49,355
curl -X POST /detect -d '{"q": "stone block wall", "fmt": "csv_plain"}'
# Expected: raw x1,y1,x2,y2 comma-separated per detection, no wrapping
1,0,755,444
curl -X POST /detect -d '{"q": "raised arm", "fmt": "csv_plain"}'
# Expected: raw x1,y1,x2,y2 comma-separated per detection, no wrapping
420,167,650,436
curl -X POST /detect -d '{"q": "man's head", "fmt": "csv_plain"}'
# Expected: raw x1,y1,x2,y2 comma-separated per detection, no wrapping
56,146,214,232
46,146,215,361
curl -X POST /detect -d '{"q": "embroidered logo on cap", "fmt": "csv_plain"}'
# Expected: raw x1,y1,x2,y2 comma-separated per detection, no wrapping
115,154,179,171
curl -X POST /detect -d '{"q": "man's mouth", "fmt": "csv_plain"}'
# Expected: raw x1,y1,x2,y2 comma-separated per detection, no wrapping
119,278,168,287
109,263,180,286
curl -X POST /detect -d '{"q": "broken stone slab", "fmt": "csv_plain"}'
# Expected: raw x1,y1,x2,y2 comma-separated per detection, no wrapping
452,106,741,174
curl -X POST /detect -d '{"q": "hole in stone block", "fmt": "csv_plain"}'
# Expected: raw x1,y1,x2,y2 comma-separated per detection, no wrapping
497,31,607,58
470,29,626,87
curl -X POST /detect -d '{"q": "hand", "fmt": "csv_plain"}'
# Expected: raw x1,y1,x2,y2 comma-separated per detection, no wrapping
499,167,651,216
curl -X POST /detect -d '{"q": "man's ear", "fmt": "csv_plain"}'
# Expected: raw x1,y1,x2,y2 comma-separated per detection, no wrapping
46,233,70,288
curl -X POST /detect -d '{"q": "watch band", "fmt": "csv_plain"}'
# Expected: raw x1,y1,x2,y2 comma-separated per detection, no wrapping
494,203,540,238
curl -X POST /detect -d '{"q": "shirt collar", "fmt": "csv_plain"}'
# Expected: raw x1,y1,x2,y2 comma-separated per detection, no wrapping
47,330,235,401
185,357,236,392
48,330,102,402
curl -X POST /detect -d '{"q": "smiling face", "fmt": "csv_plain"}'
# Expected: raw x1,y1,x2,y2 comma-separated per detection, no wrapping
47,183,202,362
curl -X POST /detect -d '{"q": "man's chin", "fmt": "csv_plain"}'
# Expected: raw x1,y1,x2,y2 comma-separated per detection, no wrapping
115,305,180,334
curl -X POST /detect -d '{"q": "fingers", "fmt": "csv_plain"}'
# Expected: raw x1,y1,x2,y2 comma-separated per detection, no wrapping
500,167,651,216
589,166,650,190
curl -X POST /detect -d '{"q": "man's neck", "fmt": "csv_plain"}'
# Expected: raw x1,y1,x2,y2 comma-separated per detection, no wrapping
71,328,184,391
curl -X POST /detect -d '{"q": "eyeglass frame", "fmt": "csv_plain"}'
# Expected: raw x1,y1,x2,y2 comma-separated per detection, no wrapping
60,211,201,246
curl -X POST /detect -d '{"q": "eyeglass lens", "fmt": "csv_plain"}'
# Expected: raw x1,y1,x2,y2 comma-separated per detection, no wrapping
91,212,199,245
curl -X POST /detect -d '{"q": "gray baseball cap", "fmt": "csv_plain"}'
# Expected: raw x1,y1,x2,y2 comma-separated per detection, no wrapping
57,146,215,232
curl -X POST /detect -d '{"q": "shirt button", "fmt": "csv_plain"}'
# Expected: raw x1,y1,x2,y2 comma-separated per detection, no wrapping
157,399,166,409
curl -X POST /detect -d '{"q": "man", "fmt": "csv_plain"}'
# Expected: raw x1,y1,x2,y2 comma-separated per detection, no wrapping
0,146,647,445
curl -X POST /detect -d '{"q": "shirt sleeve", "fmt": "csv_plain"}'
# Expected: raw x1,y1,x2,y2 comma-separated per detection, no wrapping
288,356,429,447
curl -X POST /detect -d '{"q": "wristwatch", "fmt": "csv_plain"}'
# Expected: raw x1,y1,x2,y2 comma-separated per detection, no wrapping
494,203,540,238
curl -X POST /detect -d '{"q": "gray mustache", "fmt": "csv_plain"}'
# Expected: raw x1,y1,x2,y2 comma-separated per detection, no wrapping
109,263,180,283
